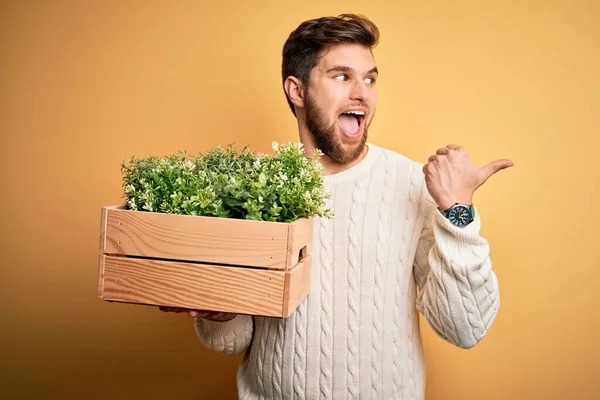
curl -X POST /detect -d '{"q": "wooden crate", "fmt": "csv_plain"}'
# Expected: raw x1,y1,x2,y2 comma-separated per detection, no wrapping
97,205,313,318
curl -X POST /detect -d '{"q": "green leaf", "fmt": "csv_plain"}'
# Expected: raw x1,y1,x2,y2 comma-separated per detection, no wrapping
120,142,333,222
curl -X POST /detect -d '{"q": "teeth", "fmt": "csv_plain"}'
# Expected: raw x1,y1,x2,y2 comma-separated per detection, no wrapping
343,111,365,116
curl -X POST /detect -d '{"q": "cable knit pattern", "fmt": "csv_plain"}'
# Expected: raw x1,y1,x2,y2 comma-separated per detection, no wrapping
272,317,285,398
319,195,334,399
293,298,307,399
192,144,501,400
347,170,367,400
255,318,268,396
449,257,485,339
393,162,421,398
372,152,392,398
406,163,425,398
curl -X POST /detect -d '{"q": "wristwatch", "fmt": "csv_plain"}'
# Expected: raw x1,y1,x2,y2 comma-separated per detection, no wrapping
439,203,474,228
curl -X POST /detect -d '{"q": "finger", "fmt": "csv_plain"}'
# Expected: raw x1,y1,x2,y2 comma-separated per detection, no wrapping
161,306,186,313
429,154,447,163
192,311,215,319
192,310,218,318
446,144,461,150
436,148,449,155
208,312,236,321
480,159,514,180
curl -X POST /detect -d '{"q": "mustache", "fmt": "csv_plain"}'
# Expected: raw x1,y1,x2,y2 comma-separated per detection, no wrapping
338,103,368,110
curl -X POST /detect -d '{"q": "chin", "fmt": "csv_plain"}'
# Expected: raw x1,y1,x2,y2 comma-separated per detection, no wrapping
331,129,368,163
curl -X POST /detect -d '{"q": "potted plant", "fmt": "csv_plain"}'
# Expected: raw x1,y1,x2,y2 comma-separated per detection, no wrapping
98,142,332,317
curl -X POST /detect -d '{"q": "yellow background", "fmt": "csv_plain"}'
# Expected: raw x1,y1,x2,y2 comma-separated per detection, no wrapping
1,0,598,399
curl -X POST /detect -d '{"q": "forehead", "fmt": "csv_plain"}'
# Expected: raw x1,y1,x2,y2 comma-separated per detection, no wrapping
316,43,376,73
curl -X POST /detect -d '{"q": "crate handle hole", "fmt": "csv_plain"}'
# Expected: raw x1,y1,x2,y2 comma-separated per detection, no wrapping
298,246,308,261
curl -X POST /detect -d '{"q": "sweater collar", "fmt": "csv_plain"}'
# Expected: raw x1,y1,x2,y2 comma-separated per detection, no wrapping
322,143,382,185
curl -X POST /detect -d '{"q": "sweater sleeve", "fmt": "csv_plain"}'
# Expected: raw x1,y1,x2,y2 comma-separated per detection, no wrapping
413,189,500,349
193,314,254,356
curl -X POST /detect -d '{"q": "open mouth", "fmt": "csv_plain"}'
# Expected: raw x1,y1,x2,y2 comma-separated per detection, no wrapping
338,110,365,138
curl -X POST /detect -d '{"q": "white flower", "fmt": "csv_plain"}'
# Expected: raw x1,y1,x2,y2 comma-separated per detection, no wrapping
272,141,279,152
183,160,195,170
175,177,183,185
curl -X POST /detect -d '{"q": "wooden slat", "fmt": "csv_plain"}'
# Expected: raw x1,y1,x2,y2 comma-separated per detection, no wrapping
282,255,312,317
99,207,108,251
97,254,106,297
286,217,314,269
100,255,289,317
102,205,294,269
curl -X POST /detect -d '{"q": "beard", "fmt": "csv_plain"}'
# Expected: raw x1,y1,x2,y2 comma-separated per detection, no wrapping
305,93,368,164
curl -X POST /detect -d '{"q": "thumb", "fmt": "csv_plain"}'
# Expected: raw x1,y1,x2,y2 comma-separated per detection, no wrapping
480,159,514,181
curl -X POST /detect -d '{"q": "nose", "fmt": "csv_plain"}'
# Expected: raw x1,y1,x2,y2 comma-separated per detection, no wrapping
349,79,368,102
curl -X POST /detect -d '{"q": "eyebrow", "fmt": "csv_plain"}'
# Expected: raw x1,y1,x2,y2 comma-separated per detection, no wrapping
326,65,379,75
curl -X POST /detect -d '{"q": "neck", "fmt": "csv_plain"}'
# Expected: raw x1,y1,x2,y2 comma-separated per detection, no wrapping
318,146,369,176
297,119,368,176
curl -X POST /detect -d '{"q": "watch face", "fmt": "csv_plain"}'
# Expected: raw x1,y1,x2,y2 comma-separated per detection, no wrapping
448,205,472,227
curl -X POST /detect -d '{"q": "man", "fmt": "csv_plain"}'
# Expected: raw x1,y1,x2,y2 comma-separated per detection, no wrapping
168,13,511,399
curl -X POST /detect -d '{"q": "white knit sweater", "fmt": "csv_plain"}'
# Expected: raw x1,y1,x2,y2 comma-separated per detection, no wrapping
194,143,500,399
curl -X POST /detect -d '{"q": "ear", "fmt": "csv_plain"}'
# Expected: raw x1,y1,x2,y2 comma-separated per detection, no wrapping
284,76,305,109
